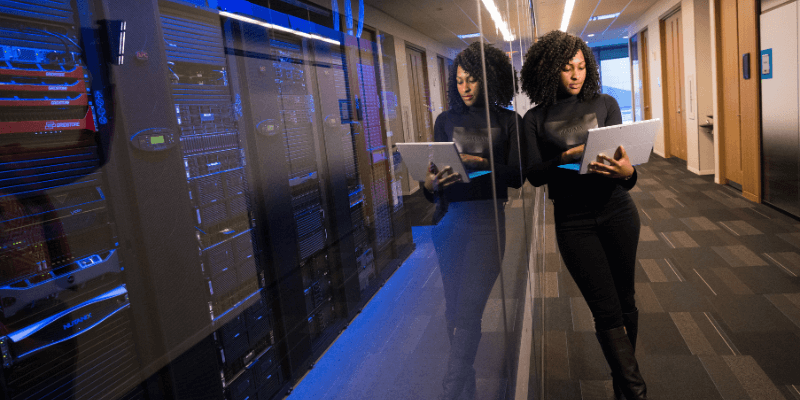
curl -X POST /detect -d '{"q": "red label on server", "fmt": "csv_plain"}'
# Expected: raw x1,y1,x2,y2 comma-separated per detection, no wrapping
0,109,94,135
0,93,87,107
0,65,84,79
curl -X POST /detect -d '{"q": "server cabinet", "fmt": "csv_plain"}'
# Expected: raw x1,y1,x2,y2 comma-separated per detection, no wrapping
226,16,351,379
0,0,142,398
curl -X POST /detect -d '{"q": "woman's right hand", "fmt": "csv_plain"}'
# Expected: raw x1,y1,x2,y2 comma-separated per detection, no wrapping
560,144,585,164
424,162,462,192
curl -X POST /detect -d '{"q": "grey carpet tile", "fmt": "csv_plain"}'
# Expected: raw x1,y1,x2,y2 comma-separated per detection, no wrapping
708,294,800,333
724,332,800,386
688,228,744,247
640,355,726,400
762,252,800,277
566,331,610,380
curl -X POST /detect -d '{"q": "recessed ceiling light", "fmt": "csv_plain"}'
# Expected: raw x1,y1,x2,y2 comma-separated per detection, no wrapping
481,0,515,41
560,0,575,32
589,12,620,21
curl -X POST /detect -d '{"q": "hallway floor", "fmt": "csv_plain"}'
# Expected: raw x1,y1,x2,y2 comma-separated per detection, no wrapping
541,155,800,399
288,154,800,399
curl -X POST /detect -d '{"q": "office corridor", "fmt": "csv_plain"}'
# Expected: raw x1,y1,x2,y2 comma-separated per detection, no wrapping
543,155,800,400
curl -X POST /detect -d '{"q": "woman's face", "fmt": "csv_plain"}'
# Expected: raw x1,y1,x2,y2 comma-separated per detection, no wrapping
560,49,586,96
456,65,481,107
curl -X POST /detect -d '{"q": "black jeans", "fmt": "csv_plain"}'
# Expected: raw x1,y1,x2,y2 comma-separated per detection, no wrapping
433,200,505,332
554,187,640,332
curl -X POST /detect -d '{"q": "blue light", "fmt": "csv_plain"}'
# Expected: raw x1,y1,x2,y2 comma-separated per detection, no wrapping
458,33,481,39
9,285,128,342
13,303,129,361
331,0,340,31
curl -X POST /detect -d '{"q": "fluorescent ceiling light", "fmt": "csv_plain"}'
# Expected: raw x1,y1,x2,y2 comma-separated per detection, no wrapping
458,33,482,39
588,34,594,37
589,12,620,21
560,0,575,32
219,11,341,45
481,0,515,41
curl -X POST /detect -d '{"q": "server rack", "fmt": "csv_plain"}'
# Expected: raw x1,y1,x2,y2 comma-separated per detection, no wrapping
0,0,415,398
227,16,349,382
0,0,141,399
156,4,287,400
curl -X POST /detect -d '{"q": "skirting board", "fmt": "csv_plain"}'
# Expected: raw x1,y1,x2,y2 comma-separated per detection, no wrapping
688,165,715,176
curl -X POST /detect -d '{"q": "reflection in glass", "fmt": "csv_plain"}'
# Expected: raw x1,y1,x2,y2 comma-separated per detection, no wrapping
0,0,540,398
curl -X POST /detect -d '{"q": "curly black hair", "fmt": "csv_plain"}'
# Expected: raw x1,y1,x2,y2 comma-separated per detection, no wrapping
520,30,600,107
448,42,516,113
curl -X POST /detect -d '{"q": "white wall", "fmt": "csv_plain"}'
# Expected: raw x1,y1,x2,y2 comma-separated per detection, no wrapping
694,0,715,174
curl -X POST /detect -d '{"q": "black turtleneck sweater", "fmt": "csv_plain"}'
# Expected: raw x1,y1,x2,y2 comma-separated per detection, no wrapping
422,104,523,202
523,93,637,202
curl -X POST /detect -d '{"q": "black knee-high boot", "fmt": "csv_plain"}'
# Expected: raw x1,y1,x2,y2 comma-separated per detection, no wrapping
440,328,481,400
596,326,647,400
614,309,640,400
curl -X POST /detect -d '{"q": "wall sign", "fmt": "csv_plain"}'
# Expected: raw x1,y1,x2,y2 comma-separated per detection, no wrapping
761,48,773,79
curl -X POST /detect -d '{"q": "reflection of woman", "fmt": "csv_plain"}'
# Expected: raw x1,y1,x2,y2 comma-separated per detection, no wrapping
422,42,521,400
520,30,646,400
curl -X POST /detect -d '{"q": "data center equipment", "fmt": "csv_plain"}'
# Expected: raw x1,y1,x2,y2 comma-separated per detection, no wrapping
0,0,416,398
158,3,262,323
0,0,141,399
157,4,284,399
228,19,348,375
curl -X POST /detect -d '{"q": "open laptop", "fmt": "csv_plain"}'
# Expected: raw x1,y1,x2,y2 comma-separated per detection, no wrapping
395,142,492,183
558,118,661,174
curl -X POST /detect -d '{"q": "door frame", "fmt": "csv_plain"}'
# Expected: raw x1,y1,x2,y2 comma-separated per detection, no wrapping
405,43,433,143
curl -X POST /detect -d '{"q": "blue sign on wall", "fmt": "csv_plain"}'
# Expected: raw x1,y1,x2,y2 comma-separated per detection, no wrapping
761,48,773,79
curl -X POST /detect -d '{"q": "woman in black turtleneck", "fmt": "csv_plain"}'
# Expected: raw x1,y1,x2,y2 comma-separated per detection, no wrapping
521,30,647,400
421,42,522,400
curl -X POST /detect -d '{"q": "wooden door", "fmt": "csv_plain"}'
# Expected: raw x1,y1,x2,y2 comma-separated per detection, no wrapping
406,46,432,142
437,56,450,111
718,0,744,185
661,11,687,160
641,30,653,120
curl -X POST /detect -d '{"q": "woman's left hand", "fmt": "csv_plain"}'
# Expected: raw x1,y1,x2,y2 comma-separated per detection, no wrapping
460,154,489,171
588,145,634,179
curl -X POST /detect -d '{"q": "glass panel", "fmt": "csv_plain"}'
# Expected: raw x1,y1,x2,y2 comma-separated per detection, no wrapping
601,57,634,123
0,0,543,399
631,34,644,122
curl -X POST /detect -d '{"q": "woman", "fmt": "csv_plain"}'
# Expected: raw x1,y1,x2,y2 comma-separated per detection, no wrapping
422,41,522,400
520,30,647,400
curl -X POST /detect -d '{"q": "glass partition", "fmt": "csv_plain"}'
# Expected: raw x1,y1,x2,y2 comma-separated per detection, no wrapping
0,0,546,399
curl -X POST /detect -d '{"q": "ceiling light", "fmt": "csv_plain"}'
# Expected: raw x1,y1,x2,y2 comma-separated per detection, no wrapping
219,11,341,45
588,34,594,37
458,33,482,39
481,0,515,41
560,0,575,32
589,12,620,21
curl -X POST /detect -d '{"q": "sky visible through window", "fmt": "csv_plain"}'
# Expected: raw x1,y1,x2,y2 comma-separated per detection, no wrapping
601,57,633,124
